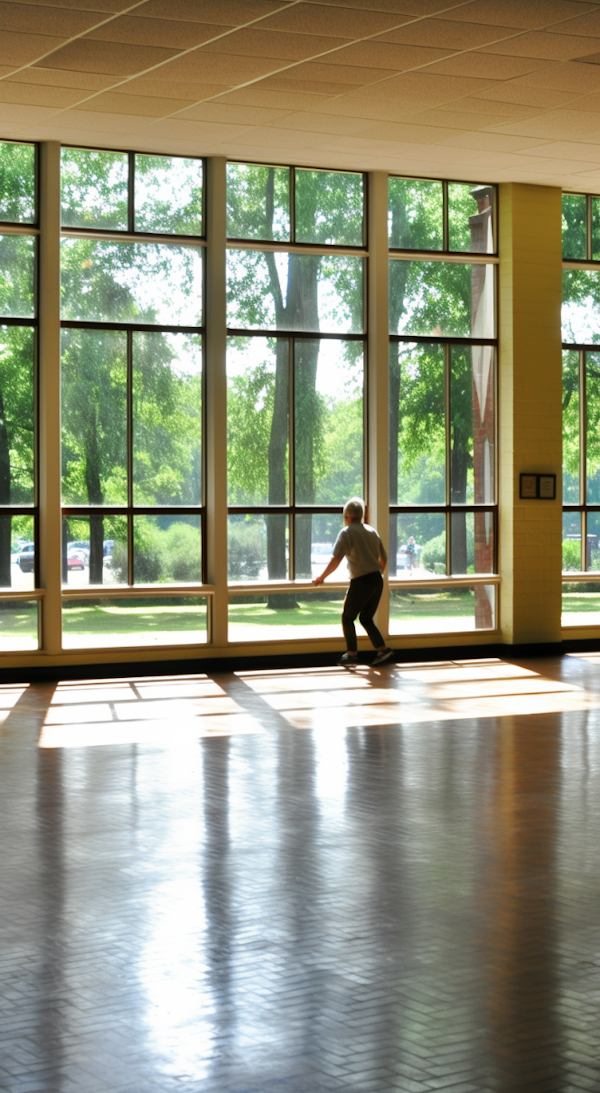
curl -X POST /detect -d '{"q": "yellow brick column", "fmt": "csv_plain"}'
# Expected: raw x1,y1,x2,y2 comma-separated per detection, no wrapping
499,184,563,645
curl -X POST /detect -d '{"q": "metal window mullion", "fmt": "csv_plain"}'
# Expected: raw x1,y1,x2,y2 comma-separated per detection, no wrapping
580,349,586,510
587,194,593,262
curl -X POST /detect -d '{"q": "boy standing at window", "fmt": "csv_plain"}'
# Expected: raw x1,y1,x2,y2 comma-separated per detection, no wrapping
313,497,394,667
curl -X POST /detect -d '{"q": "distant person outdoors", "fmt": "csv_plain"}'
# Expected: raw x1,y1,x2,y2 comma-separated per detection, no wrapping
313,497,394,667
406,535,417,572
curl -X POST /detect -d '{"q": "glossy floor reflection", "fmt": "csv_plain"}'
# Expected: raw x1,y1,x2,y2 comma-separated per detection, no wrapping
2,656,600,1091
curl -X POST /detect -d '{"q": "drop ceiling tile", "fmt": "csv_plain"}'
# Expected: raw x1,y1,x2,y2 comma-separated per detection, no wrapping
200,29,350,59
475,31,600,60
0,2,108,35
520,139,600,162
260,109,368,133
316,41,452,68
312,0,459,13
356,119,466,143
509,61,600,92
435,130,553,151
441,95,545,117
252,74,360,94
8,66,116,89
34,39,180,75
0,31,66,65
565,93,600,112
61,107,158,131
424,53,550,79
11,0,135,8
0,81,87,108
213,87,334,110
137,0,288,24
0,65,22,79
474,83,583,107
172,101,293,124
373,18,522,49
546,9,600,36
258,3,409,37
0,102,60,124
406,107,527,129
310,96,435,121
287,60,399,83
442,0,594,30
486,108,600,140
145,117,252,141
116,76,232,99
337,69,500,103
86,16,230,48
74,90,196,115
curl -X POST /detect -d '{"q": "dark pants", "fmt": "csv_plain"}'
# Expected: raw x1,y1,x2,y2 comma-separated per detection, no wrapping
342,571,385,654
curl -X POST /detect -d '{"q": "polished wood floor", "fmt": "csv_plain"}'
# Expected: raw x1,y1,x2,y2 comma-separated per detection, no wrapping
2,654,600,1092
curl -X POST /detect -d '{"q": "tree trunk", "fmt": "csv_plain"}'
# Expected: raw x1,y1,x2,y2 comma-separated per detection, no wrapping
0,388,12,587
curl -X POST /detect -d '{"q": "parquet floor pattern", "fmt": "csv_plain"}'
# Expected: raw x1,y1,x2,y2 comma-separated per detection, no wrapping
2,654,600,1092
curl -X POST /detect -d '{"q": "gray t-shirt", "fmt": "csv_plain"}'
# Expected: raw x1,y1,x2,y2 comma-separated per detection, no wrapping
333,521,387,580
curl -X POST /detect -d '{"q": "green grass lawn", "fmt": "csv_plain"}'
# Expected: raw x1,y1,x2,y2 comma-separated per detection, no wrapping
562,593,600,614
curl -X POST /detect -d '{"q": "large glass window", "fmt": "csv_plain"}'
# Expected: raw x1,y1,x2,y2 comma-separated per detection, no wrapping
0,142,38,650
389,177,497,635
561,195,600,625
60,148,204,648
226,164,365,637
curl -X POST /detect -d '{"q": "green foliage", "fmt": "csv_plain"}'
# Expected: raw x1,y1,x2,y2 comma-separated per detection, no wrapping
228,519,265,580
562,194,586,260
61,147,128,229
562,539,582,571
0,142,35,223
421,524,474,572
111,519,202,584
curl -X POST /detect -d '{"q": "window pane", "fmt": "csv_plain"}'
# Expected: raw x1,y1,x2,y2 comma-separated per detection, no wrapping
448,183,494,253
451,344,495,505
295,514,350,581
389,584,495,634
227,337,288,506
61,239,203,326
563,350,580,504
563,193,587,260
0,235,35,318
61,147,128,230
62,596,207,649
132,515,202,585
2,515,35,591
391,342,445,506
587,351,600,503
62,515,127,588
563,511,582,572
450,511,495,575
0,600,38,650
61,329,127,505
0,326,34,504
229,589,345,642
562,585,600,626
295,169,363,246
587,512,600,572
228,513,288,582
227,250,364,334
133,333,202,506
390,260,494,338
0,142,35,224
295,339,364,505
388,178,443,250
226,163,290,241
135,155,203,235
389,512,446,578
562,270,600,344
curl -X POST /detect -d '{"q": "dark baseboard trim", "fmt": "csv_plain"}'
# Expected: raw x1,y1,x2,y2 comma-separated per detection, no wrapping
0,639,595,684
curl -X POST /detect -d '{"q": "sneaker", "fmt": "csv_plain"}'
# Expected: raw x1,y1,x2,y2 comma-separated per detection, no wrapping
372,647,394,666
339,652,358,669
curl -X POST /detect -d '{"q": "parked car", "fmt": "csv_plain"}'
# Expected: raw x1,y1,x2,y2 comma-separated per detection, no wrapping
69,540,90,564
18,543,35,573
67,548,86,571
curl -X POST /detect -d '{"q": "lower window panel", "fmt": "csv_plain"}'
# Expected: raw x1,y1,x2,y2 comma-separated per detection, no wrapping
62,596,208,649
562,584,600,626
389,584,496,635
0,599,38,651
229,589,345,642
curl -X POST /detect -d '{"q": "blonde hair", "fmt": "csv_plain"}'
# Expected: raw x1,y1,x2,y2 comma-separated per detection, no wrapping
344,497,364,521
